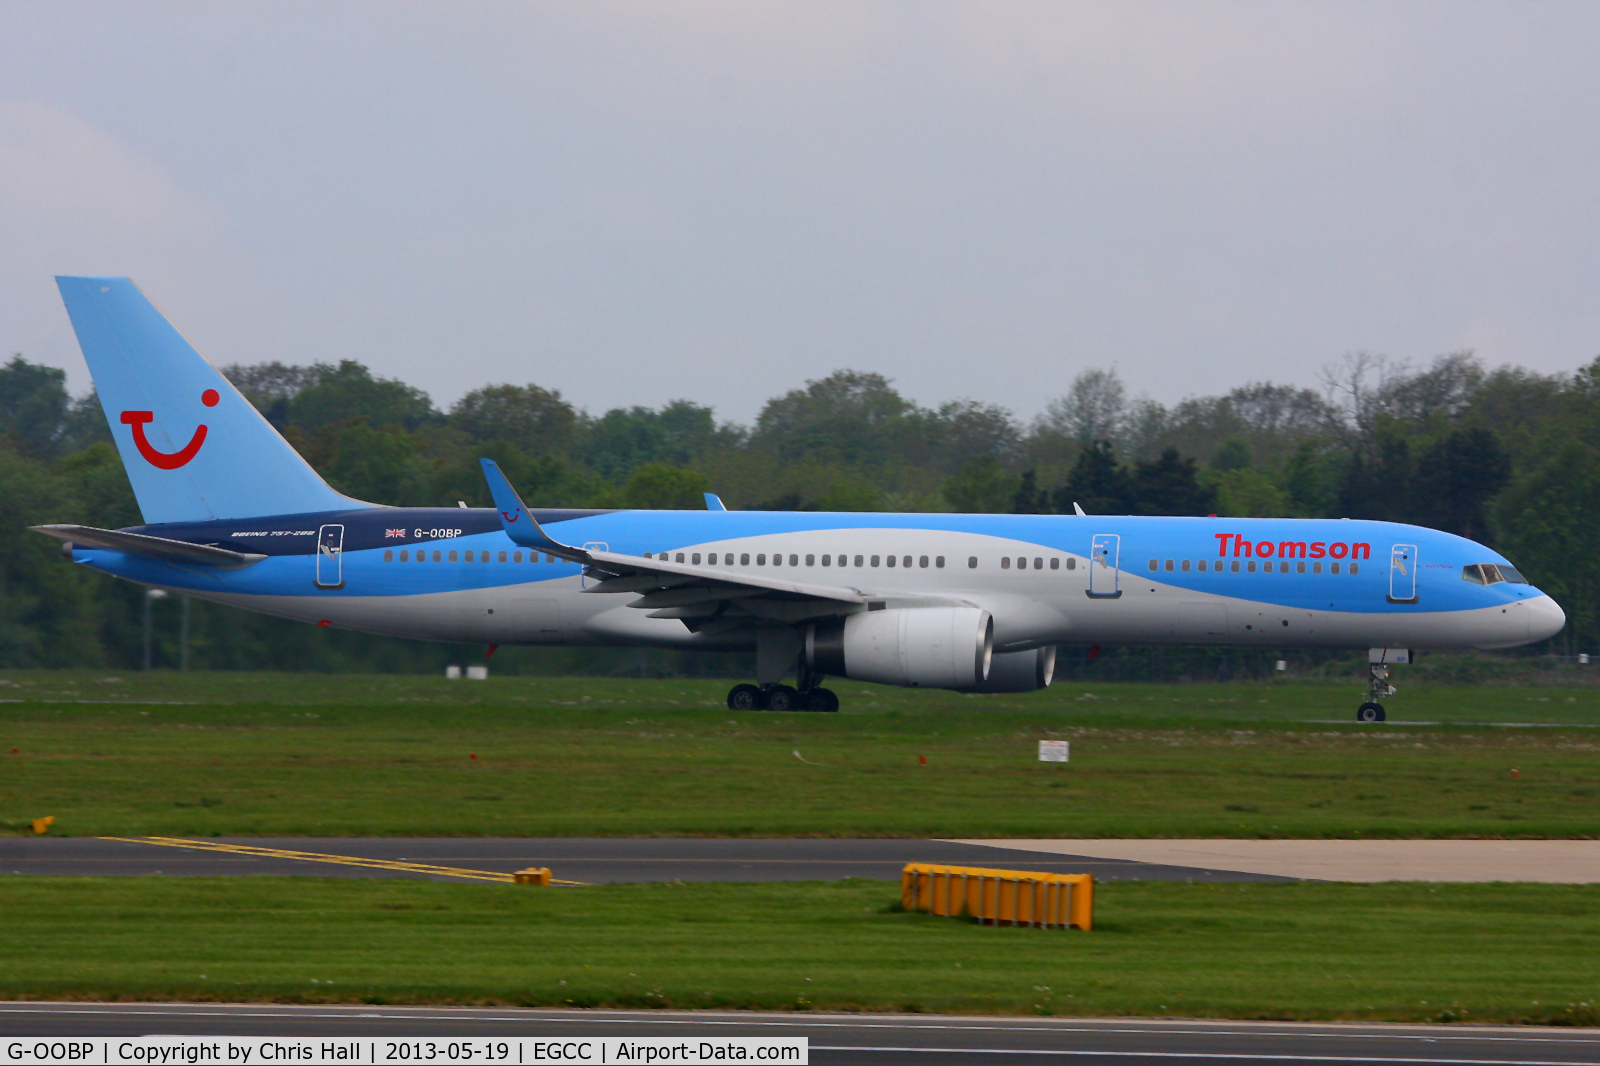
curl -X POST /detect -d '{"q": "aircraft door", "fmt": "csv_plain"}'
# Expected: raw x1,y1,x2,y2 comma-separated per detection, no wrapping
315,524,346,590
1388,543,1418,604
1087,533,1122,599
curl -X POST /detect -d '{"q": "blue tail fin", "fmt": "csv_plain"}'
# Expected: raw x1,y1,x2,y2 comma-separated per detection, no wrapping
56,276,370,523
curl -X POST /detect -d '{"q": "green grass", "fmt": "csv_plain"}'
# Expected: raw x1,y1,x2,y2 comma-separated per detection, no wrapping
1,876,1595,1025
3,671,1598,837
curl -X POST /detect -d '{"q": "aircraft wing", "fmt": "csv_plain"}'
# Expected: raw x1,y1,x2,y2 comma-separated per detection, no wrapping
30,524,268,570
480,458,868,627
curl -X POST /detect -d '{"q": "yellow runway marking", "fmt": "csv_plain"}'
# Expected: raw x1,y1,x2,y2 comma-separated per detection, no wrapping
100,837,587,885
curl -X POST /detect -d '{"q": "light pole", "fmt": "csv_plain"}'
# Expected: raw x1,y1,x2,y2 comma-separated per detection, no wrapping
142,588,167,671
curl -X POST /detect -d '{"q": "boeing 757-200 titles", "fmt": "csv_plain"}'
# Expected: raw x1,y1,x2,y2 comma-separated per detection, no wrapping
32,277,1565,719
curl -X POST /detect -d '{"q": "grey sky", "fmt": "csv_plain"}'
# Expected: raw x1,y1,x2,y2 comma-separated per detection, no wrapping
3,2,1597,424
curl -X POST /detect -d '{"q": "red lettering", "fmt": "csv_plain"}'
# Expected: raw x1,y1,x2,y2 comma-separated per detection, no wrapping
1352,542,1371,560
1310,542,1327,558
1256,541,1275,558
1215,533,1233,557
1235,539,1253,557
1330,542,1349,559
1278,541,1307,558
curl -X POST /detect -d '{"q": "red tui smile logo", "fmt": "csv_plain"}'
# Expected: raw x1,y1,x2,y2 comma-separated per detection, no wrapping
121,389,219,469
502,509,521,523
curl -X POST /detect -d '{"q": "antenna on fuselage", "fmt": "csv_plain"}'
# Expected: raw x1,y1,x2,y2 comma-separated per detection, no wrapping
1073,502,1087,516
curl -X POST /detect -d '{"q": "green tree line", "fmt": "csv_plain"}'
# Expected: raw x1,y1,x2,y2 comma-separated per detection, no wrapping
0,348,1594,671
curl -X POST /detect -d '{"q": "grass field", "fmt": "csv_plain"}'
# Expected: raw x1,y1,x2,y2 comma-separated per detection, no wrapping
3,672,1598,838
0,876,1595,1024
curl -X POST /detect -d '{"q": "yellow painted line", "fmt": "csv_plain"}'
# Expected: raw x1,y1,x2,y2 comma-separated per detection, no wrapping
100,837,586,885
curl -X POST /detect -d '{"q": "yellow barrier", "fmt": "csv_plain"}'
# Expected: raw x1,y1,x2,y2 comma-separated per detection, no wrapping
514,867,552,885
901,863,1092,931
31,816,54,835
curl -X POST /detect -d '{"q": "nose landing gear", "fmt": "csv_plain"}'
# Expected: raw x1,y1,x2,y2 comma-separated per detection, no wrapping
1357,649,1409,723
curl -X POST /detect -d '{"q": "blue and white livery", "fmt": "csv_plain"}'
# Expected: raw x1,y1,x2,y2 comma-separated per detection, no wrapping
35,277,1565,718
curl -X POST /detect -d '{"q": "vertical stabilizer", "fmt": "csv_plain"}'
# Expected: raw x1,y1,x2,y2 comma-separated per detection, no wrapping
56,276,370,523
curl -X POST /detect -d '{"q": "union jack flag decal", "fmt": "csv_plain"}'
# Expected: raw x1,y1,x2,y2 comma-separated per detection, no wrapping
385,528,407,539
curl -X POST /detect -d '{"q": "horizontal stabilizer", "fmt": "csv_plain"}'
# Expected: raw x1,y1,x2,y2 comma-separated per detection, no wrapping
29,524,267,570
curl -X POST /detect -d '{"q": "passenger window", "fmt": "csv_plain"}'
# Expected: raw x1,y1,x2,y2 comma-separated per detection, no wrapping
464,551,474,562
791,554,800,566
741,553,750,565
1164,559,1174,572
1003,558,1012,570
1230,560,1240,573
548,554,557,564
450,550,459,562
383,549,393,562
1066,557,1075,570
1296,560,1305,574
905,556,913,568
936,556,946,568
514,552,523,563
1279,561,1289,573
856,555,865,567
774,554,784,566
806,554,815,566
1349,562,1359,575
1197,560,1206,572
399,550,409,561
1050,558,1059,570
1147,559,1157,571
886,555,896,567
432,550,442,562
870,555,880,567
692,553,702,564
1181,559,1191,572
756,554,766,565
1313,561,1322,574
919,555,929,568
1331,562,1341,574
499,551,508,563
967,556,977,568
1247,560,1256,573
822,554,831,566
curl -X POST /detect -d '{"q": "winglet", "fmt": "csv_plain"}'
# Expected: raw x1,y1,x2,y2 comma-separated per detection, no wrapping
704,492,727,511
478,459,589,562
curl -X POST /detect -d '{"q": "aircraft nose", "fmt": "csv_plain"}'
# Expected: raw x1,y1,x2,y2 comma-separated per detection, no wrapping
1525,594,1566,642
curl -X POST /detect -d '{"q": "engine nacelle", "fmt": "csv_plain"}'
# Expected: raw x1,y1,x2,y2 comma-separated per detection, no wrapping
807,607,992,689
952,646,1057,693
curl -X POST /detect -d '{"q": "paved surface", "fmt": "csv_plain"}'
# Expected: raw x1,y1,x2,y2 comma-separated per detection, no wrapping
0,837,1294,884
3,1003,1597,1063
961,839,1600,883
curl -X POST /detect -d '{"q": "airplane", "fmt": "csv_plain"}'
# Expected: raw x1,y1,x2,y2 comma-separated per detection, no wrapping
32,277,1566,721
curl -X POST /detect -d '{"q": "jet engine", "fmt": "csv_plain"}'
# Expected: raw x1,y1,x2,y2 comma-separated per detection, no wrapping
806,607,992,689
953,646,1056,693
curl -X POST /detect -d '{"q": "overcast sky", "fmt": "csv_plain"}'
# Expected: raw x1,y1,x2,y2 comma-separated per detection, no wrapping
3,2,1598,424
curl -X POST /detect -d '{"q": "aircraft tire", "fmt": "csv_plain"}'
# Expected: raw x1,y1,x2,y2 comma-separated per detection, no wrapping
1357,702,1386,723
728,684,764,711
803,687,840,713
764,685,800,712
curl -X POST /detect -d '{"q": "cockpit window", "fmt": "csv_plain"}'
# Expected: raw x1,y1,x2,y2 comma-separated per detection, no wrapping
1463,562,1526,585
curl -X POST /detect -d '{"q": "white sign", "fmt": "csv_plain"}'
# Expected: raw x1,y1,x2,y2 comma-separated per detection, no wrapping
1,1038,807,1065
1038,740,1069,762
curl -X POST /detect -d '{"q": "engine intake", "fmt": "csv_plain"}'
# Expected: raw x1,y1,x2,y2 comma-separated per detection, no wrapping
807,607,992,689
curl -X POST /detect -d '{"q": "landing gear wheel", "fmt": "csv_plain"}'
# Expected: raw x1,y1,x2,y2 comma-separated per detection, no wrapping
803,687,840,713
1357,702,1386,723
764,685,799,712
728,684,764,711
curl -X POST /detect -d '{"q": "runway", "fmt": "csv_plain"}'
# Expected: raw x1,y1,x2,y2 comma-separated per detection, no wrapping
2,1003,1596,1064
0,836,1291,885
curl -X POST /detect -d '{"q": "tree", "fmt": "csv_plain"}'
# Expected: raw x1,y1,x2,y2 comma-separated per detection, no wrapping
1412,428,1511,542
1053,441,1133,515
623,464,710,510
0,356,69,458
1035,368,1126,447
752,370,913,464
1492,438,1597,648
944,455,1015,513
452,383,577,456
1130,448,1214,516
291,361,436,431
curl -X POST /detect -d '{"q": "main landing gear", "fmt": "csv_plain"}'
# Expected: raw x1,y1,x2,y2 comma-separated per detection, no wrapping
727,683,840,713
